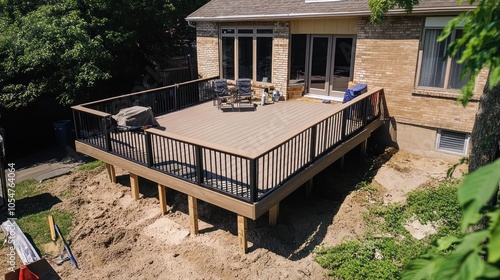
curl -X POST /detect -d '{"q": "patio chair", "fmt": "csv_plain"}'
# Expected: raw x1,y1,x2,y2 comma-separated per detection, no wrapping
235,78,255,111
214,79,233,111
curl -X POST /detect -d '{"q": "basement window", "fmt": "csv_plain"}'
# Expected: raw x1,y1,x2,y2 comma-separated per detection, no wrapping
436,129,470,155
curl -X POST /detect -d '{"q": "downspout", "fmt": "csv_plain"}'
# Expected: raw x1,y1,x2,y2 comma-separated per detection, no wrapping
187,21,196,28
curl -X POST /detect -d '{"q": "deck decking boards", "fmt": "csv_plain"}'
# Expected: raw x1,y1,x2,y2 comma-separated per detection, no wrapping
154,100,340,156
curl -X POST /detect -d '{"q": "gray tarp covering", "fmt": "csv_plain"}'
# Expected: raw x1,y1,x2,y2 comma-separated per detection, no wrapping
112,106,159,127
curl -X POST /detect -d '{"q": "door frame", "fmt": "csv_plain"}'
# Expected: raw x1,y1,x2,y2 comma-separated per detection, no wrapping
306,34,357,96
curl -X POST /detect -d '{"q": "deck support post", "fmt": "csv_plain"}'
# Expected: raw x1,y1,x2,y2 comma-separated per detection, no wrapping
237,215,248,254
105,163,116,183
269,203,279,226
158,184,167,215
305,178,313,199
340,155,345,171
360,139,368,157
188,195,199,235
130,173,140,200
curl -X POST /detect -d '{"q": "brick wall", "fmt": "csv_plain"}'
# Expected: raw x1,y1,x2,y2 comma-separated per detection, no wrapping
272,21,290,98
354,16,480,134
195,21,290,97
196,22,219,78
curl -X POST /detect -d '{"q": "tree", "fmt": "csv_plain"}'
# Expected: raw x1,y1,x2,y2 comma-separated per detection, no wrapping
368,0,500,278
0,0,208,108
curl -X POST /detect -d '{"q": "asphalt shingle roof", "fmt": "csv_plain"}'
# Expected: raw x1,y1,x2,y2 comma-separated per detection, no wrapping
187,0,473,21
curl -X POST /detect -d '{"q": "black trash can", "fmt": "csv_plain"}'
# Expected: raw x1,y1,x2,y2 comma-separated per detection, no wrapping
53,120,72,148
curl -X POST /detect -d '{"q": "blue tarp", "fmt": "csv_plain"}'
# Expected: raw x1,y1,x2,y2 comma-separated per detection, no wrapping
342,83,367,104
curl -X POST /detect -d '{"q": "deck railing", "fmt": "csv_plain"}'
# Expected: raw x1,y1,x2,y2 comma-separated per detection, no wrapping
73,80,383,203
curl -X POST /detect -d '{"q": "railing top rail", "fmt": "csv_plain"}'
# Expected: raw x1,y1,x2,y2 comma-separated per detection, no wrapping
71,76,219,109
147,87,383,159
248,87,383,159
73,84,383,161
71,105,112,118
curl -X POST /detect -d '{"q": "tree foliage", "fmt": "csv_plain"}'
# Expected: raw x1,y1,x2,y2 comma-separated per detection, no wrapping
368,0,500,279
0,0,208,108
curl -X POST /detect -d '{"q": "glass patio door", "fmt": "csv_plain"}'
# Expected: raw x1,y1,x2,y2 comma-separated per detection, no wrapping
308,35,355,96
309,36,330,95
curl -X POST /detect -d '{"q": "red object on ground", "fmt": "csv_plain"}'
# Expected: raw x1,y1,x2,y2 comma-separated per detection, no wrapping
18,265,40,280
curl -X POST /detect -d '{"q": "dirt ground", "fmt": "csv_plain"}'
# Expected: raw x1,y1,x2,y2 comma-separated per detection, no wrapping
2,148,466,279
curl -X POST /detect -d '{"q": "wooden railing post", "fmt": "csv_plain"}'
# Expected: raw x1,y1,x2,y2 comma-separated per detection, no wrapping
145,132,153,167
195,146,204,185
249,159,258,202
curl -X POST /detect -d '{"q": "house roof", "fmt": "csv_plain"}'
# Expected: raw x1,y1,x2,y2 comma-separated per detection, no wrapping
186,0,473,22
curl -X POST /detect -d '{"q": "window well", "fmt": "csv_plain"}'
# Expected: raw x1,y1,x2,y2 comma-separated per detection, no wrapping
436,130,469,154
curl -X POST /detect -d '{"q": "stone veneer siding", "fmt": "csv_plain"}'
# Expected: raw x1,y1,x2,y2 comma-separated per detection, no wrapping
353,16,482,135
195,21,290,98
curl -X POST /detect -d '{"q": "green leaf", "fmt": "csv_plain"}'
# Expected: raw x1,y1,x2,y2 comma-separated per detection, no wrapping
482,264,500,279
458,159,500,232
454,230,489,253
437,236,461,251
435,250,485,280
402,255,438,280
487,208,500,263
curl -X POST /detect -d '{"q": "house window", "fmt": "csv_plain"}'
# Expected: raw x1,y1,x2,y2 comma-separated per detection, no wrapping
220,27,273,83
289,34,307,83
436,129,470,155
418,18,469,90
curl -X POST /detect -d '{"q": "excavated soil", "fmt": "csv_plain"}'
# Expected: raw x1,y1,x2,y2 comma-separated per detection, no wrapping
1,148,466,279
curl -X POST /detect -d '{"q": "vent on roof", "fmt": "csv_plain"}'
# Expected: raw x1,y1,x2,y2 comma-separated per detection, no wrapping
436,129,469,154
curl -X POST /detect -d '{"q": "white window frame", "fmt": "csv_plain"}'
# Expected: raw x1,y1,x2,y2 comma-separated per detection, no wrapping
435,129,470,155
220,26,274,85
415,17,467,91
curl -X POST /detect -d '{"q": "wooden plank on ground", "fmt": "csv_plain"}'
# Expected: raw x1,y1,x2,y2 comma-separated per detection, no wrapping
130,173,140,200
158,184,167,215
237,215,248,254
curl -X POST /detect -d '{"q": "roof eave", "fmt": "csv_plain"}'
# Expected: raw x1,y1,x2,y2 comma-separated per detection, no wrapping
186,6,475,22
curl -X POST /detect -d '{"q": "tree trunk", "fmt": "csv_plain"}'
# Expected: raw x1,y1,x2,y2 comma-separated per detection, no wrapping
468,80,500,173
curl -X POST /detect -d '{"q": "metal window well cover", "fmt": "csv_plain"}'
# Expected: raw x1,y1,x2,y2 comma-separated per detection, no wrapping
112,106,159,127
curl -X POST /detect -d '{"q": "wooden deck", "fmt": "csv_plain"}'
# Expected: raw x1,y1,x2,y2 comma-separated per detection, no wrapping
153,100,344,156
72,77,385,253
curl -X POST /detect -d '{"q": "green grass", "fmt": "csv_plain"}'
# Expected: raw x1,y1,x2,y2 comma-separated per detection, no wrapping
16,209,73,254
78,160,105,171
10,179,73,255
315,179,462,280
15,179,44,200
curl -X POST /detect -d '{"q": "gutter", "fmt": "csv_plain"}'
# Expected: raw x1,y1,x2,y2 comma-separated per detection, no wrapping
186,6,474,22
